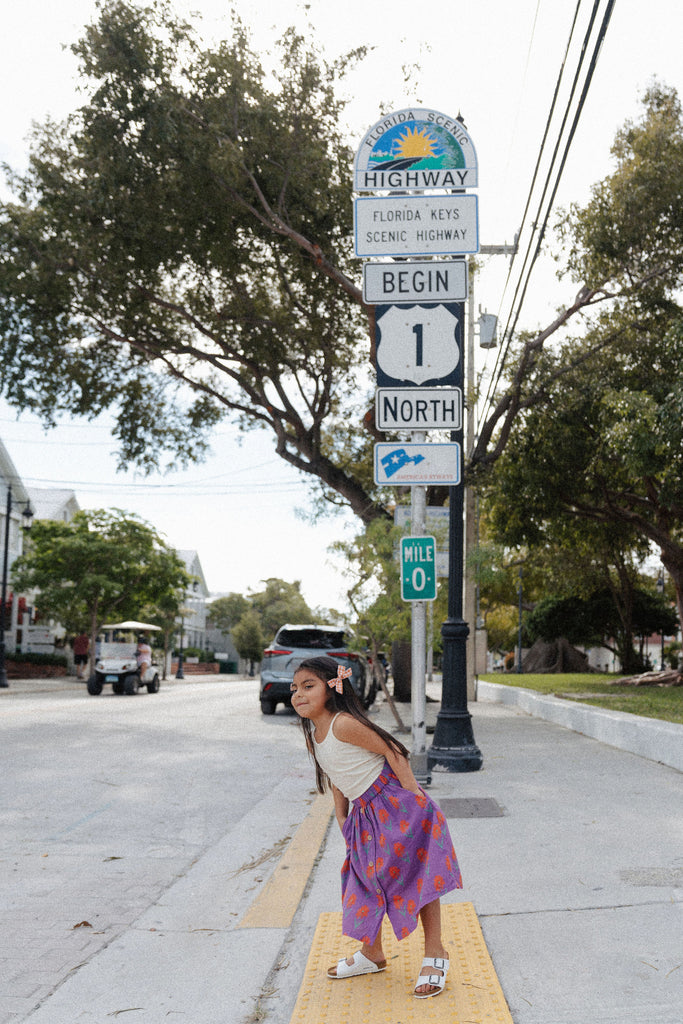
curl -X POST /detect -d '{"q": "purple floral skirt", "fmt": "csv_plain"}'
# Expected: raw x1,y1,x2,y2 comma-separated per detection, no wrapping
339,764,463,944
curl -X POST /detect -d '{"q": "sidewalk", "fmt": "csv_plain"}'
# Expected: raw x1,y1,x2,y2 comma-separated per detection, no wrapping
8,682,683,1024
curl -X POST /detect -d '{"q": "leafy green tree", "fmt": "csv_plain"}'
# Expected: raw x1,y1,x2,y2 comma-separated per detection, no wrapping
231,609,266,675
207,594,250,636
527,588,678,672
479,85,683,633
249,578,313,639
0,1,386,522
12,509,188,672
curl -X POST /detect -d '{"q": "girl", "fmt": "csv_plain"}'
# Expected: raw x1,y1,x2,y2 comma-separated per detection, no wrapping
291,655,463,999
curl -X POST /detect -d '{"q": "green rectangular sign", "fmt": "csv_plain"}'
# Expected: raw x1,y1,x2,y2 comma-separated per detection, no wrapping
400,535,437,601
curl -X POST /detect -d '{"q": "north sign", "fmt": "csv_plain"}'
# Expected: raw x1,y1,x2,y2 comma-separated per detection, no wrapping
374,442,461,486
375,387,462,431
354,193,479,258
363,259,467,304
375,302,463,387
400,536,437,602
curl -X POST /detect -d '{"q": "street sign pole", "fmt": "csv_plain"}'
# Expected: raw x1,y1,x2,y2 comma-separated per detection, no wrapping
410,439,430,785
427,302,483,773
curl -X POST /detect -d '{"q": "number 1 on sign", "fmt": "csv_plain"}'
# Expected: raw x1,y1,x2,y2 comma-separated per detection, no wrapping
412,323,423,366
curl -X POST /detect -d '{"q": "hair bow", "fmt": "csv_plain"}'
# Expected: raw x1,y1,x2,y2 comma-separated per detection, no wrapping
329,664,352,693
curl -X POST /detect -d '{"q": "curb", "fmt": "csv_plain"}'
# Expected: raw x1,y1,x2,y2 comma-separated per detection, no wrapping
476,680,683,773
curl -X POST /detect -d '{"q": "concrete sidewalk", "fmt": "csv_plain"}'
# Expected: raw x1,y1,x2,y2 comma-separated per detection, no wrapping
10,683,683,1024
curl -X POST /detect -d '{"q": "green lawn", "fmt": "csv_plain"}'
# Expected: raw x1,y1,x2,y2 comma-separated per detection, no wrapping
478,673,683,726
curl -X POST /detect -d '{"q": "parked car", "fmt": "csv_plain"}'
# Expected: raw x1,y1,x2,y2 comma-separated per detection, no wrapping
259,624,374,714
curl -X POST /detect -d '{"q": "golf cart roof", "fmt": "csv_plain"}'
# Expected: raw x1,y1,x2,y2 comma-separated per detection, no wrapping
101,621,162,631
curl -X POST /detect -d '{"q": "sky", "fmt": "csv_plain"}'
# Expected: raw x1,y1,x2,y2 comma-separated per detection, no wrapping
1,0,681,614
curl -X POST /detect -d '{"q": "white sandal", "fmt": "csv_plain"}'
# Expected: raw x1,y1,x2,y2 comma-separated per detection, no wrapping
413,955,449,998
328,950,387,979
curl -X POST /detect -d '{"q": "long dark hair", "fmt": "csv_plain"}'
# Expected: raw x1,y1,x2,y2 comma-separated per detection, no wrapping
294,656,409,794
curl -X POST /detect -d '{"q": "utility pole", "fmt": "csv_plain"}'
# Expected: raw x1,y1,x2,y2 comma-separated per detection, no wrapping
465,242,517,699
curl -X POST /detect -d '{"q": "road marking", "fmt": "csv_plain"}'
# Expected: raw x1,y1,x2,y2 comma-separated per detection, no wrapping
237,793,333,929
289,903,514,1023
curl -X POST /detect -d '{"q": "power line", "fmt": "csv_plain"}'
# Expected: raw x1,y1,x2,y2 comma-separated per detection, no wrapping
478,0,616,435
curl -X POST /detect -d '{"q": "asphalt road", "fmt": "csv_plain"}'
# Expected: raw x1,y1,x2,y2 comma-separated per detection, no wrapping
0,676,311,1023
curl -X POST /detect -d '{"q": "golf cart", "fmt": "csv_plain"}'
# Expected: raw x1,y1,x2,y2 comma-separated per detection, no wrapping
87,621,162,696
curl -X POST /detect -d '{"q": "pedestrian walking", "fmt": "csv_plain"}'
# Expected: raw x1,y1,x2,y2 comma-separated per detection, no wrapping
72,632,90,679
290,655,462,999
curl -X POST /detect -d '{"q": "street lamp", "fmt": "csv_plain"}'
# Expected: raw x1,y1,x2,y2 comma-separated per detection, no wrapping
0,485,34,689
517,567,524,674
656,573,665,671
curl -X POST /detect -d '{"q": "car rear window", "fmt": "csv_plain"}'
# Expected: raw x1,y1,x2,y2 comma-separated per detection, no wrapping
274,627,347,649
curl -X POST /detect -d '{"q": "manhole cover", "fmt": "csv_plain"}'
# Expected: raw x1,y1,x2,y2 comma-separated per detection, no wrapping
439,797,505,818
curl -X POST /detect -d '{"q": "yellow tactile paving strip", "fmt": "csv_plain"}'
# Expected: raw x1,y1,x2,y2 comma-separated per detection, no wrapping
238,793,333,929
290,903,514,1023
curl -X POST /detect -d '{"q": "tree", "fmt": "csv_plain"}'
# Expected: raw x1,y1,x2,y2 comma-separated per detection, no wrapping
249,578,313,639
480,84,683,633
2,3,669,538
527,588,678,673
0,1,387,523
12,509,188,671
207,594,250,636
231,609,265,676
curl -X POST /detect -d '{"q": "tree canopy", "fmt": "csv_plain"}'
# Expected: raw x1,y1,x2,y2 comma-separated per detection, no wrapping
0,1,386,522
480,83,683,637
12,509,188,660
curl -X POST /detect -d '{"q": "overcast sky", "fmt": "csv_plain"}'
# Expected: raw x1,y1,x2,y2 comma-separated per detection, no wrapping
1,0,680,615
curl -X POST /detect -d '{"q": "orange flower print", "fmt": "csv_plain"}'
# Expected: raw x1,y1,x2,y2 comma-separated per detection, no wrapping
356,904,369,918
379,833,386,848
436,809,445,825
388,794,400,809
366,863,375,879
389,865,401,880
346,893,357,907
421,819,433,835
376,892,384,907
393,841,406,857
407,898,416,914
415,791,427,808
401,925,410,938
432,823,442,840
416,847,429,863
434,875,445,891
392,894,404,909
361,829,372,844
446,855,452,871
376,857,384,871
399,819,410,833
417,877,424,893
378,807,389,824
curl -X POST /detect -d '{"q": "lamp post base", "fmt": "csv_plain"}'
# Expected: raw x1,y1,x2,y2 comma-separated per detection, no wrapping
428,709,482,772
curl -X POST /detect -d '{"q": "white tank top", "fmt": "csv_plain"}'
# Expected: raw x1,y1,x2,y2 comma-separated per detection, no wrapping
313,713,385,801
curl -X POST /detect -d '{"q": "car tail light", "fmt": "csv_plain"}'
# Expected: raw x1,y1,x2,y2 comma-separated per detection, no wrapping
263,682,273,693
329,652,358,660
262,648,293,656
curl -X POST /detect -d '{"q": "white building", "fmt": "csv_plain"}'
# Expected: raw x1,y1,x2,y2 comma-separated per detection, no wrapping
176,549,209,650
27,487,80,524
0,439,34,654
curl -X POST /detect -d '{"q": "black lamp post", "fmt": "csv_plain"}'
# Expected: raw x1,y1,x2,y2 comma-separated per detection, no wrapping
175,613,185,679
427,309,482,774
517,567,524,674
656,574,665,670
0,486,34,689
